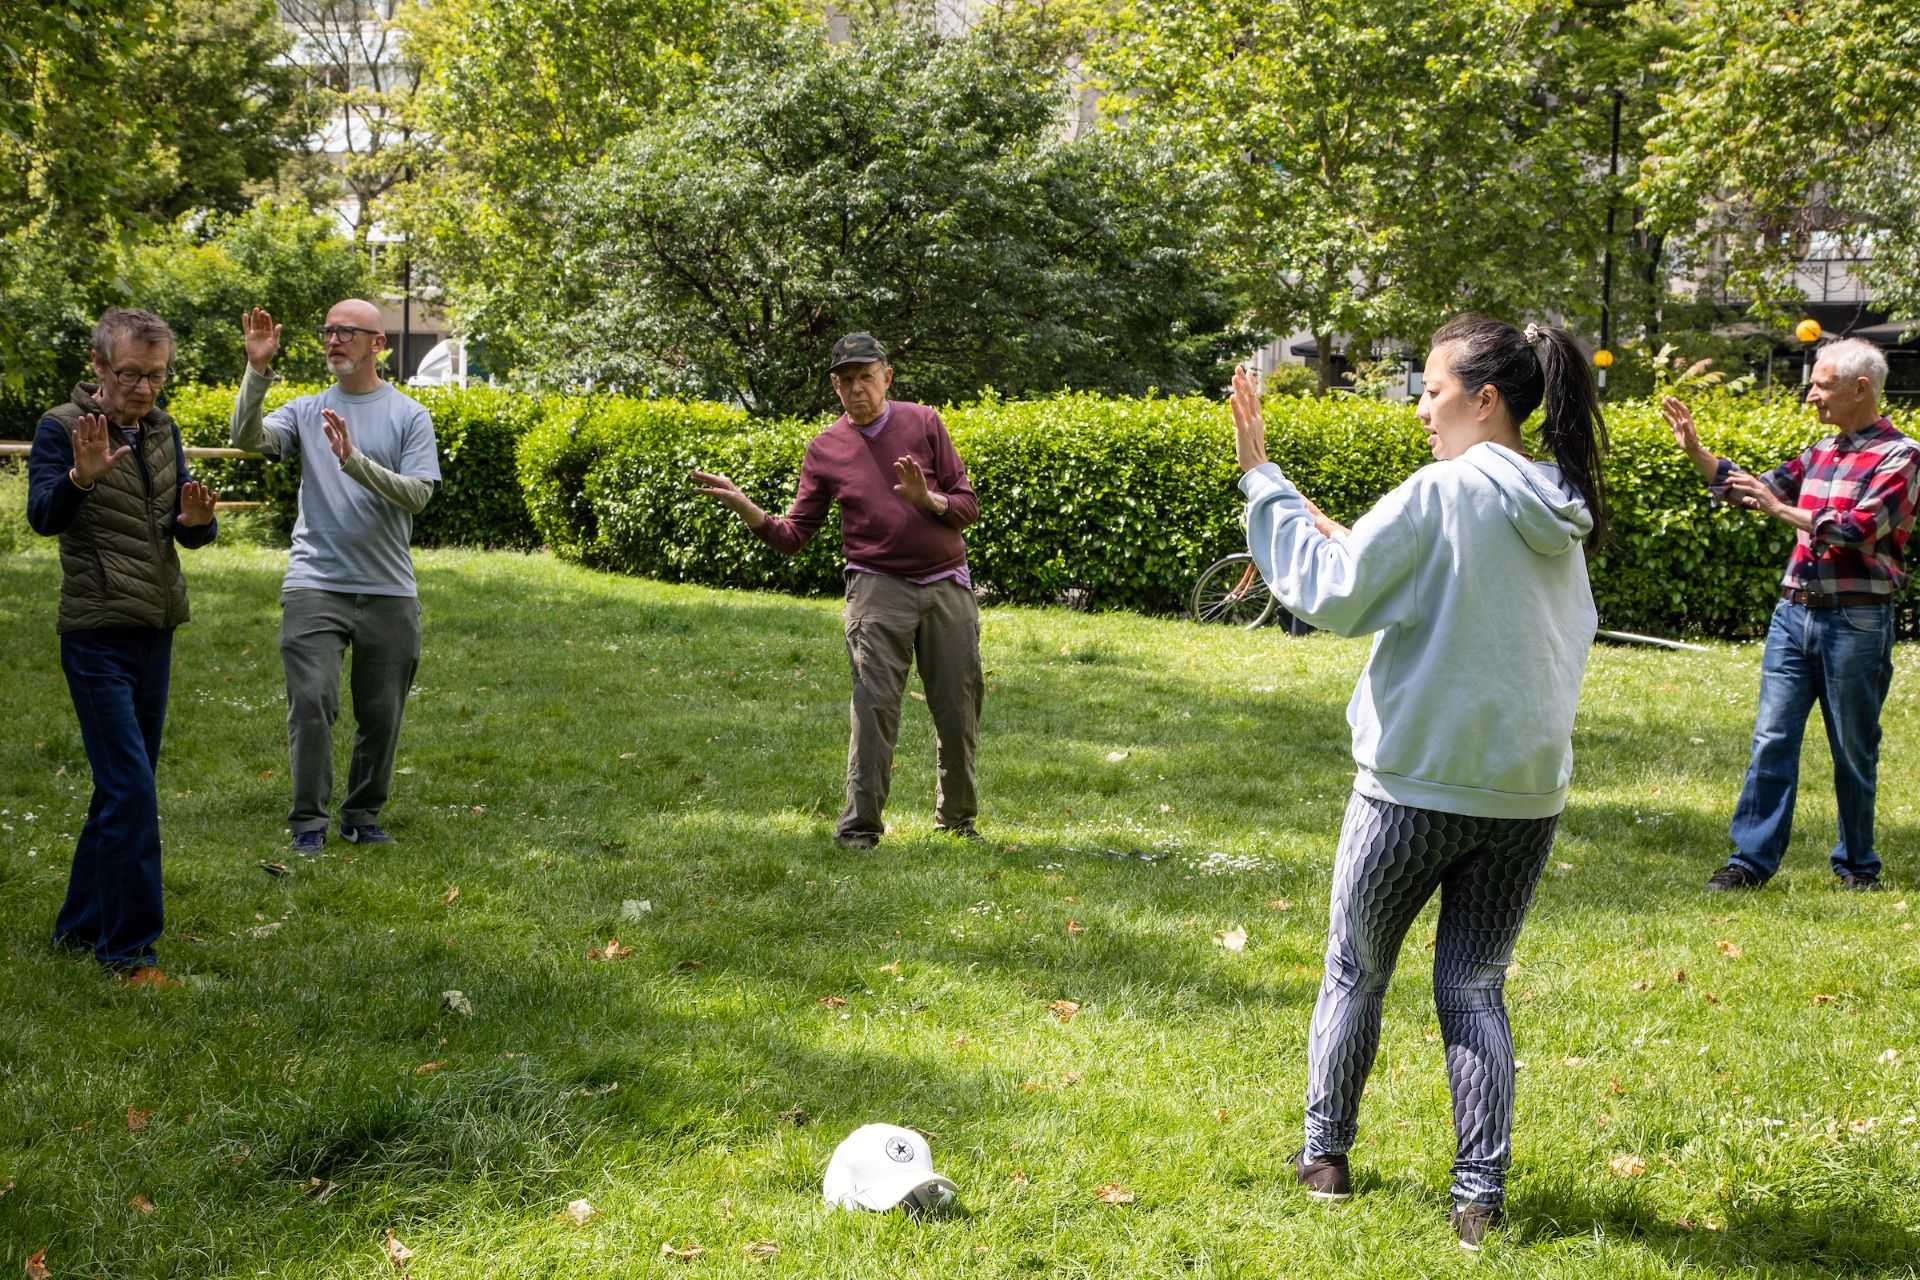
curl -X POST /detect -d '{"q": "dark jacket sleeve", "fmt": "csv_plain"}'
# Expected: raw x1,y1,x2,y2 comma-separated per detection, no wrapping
26,418,88,536
170,419,217,549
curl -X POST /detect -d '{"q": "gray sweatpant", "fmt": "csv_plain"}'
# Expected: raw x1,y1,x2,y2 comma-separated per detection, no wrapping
280,589,421,834
838,572,982,842
1305,792,1557,1206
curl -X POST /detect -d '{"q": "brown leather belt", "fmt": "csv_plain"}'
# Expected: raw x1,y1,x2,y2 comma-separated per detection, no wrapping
1780,587,1887,608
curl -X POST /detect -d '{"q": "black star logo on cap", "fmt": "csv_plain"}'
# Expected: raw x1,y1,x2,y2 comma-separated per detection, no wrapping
885,1136,915,1163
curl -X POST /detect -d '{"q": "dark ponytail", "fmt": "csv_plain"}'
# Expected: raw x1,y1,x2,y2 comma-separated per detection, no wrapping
1431,315,1610,549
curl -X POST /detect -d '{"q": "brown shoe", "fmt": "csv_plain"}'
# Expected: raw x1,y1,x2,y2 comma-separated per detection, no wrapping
1291,1148,1352,1200
118,967,184,990
1452,1201,1505,1250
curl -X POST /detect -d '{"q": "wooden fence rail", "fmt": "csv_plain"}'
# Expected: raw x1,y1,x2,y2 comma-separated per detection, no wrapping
2,441,268,512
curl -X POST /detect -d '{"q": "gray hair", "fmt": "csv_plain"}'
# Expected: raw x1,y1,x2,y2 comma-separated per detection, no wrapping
1821,336,1888,400
91,307,175,363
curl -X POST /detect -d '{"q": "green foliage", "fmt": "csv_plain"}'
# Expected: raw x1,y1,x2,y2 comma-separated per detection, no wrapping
0,0,307,396
164,379,541,549
128,200,379,386
1635,0,1920,328
547,20,1244,415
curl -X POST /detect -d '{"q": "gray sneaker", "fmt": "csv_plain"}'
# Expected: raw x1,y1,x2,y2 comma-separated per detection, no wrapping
1704,862,1764,891
1452,1201,1504,1250
1291,1148,1351,1201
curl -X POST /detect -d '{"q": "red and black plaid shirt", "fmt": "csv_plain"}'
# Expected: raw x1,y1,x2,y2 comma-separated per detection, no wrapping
1712,417,1920,596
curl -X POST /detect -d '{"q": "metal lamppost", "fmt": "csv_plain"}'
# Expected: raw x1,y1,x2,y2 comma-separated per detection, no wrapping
1594,89,1624,397
1796,317,1822,393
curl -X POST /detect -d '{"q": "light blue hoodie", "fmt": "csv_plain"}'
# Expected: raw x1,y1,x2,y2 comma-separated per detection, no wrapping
1239,443,1597,819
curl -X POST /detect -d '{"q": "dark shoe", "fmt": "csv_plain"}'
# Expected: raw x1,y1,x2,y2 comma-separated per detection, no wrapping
290,830,326,857
1838,870,1886,891
1452,1201,1504,1250
940,824,984,842
1704,862,1764,891
341,824,395,846
834,833,878,851
1291,1148,1351,1201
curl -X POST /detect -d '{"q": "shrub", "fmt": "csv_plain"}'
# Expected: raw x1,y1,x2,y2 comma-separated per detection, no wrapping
162,380,541,549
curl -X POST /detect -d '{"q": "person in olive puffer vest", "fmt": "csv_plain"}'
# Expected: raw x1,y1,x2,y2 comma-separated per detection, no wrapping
26,308,218,988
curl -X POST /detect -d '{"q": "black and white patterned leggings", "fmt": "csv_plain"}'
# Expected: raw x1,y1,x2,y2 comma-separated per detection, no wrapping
1304,792,1558,1207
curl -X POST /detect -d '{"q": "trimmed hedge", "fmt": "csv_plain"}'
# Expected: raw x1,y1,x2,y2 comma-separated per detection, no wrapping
145,377,1920,637
163,381,542,550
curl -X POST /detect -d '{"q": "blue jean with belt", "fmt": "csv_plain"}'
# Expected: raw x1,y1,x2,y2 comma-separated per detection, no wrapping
1729,599,1894,881
54,626,173,970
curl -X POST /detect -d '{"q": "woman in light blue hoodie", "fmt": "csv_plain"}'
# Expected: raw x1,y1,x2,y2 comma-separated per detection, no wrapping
1232,317,1608,1250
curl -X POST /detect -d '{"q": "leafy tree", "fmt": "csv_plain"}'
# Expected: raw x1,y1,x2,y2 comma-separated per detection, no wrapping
1086,0,1613,389
0,0,307,398
1635,0,1920,329
393,0,797,371
544,21,1246,415
128,200,379,385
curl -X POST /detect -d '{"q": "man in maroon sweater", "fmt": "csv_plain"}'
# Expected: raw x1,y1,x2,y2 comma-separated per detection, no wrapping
692,334,984,849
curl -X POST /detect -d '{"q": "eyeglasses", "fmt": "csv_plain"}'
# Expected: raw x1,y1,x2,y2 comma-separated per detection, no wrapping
318,324,381,342
109,366,173,390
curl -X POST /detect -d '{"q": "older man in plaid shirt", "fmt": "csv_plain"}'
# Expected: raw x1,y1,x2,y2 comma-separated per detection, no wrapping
1664,338,1917,892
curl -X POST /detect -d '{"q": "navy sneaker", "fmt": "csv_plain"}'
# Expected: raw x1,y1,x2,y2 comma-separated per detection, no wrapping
1291,1148,1351,1201
341,824,395,846
1452,1201,1505,1250
290,830,326,857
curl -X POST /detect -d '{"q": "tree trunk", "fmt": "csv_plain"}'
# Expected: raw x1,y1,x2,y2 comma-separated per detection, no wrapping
1315,333,1335,394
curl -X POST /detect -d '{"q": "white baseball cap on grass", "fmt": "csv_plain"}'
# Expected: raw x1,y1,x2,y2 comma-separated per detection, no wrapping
822,1123,958,1212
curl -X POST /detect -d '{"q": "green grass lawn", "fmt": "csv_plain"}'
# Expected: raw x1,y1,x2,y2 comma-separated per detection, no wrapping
2,544,1917,1278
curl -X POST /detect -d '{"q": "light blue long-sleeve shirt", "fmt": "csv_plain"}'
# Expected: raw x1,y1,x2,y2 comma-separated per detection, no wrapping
1240,443,1597,819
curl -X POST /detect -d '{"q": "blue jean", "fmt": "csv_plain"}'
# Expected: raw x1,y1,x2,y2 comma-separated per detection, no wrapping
54,626,173,970
1729,600,1894,881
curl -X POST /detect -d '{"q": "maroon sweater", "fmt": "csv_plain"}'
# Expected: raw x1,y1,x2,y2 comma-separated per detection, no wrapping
754,401,978,576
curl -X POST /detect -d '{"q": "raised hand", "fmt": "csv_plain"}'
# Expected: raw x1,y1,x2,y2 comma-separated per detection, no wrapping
1659,396,1702,455
178,480,217,527
243,307,282,374
1229,365,1268,473
689,469,766,527
320,408,354,464
893,456,932,507
69,412,131,487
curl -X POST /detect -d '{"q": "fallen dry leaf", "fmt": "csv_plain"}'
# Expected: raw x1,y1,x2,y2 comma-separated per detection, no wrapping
1266,899,1291,911
1715,940,1743,958
1878,1048,1901,1064
1093,1183,1135,1204
950,1034,969,1047
1048,999,1080,1023
908,690,927,702
1214,1108,1229,1122
1813,993,1837,1005
589,939,633,962
660,1242,705,1261
560,1198,598,1226
1702,991,1721,1006
258,860,291,877
223,1146,251,1167
1631,979,1651,991
130,1193,156,1215
1105,750,1129,762
1213,924,1249,952
304,1177,340,1204
1673,969,1687,985
125,1106,151,1132
413,1061,445,1076
1019,1080,1042,1094
385,1228,413,1276
818,995,848,1009
744,1241,779,1263
1609,1077,1627,1097
1609,1154,1648,1177
877,961,902,975
670,959,705,972
1066,919,1085,934
1060,1071,1082,1086
246,921,283,939
441,990,474,1017
24,1249,50,1280
441,885,459,905
0,1176,12,1200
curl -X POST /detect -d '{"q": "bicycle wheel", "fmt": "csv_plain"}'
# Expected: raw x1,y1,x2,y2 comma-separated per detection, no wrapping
1191,553,1279,629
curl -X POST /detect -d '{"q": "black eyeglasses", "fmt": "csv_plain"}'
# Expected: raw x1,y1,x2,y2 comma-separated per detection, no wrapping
318,325,381,342
109,366,173,390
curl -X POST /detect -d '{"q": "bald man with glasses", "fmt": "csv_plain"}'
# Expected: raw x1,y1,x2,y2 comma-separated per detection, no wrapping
230,301,441,855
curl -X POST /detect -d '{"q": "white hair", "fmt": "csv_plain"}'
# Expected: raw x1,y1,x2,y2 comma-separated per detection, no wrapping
1821,337,1889,400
